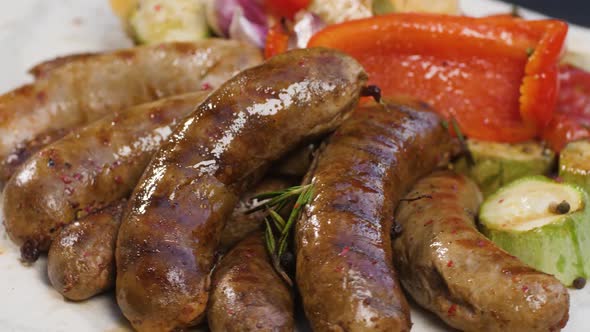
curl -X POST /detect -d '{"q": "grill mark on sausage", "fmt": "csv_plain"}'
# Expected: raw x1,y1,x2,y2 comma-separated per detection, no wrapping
115,48,367,331
393,171,569,331
296,101,451,331
0,40,263,184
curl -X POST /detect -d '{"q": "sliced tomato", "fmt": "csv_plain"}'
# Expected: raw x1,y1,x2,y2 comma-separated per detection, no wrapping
308,13,567,142
264,22,289,59
543,64,590,151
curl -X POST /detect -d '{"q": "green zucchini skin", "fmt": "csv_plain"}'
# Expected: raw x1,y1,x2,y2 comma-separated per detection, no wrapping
454,139,555,196
480,176,590,286
559,139,590,194
394,171,569,332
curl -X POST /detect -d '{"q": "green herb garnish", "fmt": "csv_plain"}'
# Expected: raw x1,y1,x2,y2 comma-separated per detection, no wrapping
450,117,475,167
248,184,314,285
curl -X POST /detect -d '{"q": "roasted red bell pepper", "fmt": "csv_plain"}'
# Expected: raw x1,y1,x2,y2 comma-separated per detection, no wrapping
265,0,310,20
264,22,290,59
543,64,590,151
308,14,568,142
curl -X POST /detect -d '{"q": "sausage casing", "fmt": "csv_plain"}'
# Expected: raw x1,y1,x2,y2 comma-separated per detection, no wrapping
393,171,570,332
0,128,69,183
0,40,262,179
208,233,294,332
295,102,452,331
47,201,126,301
115,48,367,331
46,175,292,302
3,91,209,260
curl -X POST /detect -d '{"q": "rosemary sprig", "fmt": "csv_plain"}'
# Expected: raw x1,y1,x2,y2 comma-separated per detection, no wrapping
264,218,276,253
450,116,475,167
247,185,309,213
249,184,314,286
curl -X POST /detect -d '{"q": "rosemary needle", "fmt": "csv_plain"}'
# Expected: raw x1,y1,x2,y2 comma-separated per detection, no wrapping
250,184,314,285
450,116,474,167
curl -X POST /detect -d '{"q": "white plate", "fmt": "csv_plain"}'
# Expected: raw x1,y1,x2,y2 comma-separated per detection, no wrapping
0,0,589,331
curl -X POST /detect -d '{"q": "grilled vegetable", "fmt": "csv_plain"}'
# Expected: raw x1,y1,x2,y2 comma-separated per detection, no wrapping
543,64,590,151
308,15,568,142
373,0,459,15
308,0,372,24
454,139,555,196
129,0,209,44
394,172,570,331
480,176,590,286
559,140,590,195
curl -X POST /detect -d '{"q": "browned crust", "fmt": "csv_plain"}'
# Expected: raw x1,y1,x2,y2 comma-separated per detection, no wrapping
208,233,294,331
295,101,452,331
393,171,570,332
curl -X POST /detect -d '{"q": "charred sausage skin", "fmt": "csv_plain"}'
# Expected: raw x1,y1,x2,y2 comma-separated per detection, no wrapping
208,233,294,332
0,128,69,183
0,40,262,179
46,176,292,302
47,201,126,301
393,171,570,332
295,102,452,331
115,48,367,332
3,92,209,260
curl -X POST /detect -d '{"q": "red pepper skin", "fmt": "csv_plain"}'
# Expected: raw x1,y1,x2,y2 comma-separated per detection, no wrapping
308,13,567,142
520,20,568,130
264,22,289,59
265,0,310,20
543,64,590,151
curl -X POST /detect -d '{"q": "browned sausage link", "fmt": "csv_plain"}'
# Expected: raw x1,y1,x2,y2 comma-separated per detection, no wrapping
45,176,292,302
208,232,294,331
47,201,126,301
393,171,570,332
3,91,210,261
270,143,317,177
0,128,70,183
295,101,452,331
219,176,298,252
0,40,262,178
28,53,98,79
116,48,367,332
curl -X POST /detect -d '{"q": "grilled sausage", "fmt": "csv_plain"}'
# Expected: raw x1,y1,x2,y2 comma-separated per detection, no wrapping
393,171,570,332
28,53,98,79
47,201,126,301
295,101,452,331
0,128,69,183
270,143,317,177
0,40,262,180
3,91,209,261
219,176,297,252
208,233,294,331
116,48,367,332
45,175,292,302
